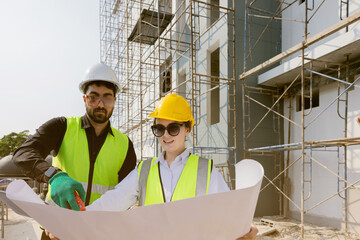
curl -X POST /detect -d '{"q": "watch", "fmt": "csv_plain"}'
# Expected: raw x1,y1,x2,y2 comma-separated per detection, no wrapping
44,167,61,182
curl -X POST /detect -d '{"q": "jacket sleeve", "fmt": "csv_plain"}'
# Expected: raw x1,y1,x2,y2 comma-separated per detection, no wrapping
117,138,137,183
12,117,67,182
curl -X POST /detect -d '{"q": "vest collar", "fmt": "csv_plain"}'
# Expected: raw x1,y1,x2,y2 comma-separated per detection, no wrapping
81,115,114,136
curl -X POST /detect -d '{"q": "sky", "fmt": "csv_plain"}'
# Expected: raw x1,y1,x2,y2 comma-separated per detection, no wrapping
0,0,100,138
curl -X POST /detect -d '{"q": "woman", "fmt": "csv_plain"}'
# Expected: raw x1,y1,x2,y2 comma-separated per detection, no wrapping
88,93,257,239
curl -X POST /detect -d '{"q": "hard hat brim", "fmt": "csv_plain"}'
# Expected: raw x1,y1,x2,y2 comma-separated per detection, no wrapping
79,79,121,94
148,112,195,126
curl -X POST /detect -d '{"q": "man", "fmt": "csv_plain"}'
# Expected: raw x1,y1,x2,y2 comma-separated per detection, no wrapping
13,63,137,240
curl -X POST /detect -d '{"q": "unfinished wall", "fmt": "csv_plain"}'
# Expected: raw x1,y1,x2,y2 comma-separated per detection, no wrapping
283,79,360,229
235,0,283,217
196,0,229,166
277,1,360,230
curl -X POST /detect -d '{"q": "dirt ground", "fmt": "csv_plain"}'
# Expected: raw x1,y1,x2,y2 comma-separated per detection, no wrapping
254,216,360,240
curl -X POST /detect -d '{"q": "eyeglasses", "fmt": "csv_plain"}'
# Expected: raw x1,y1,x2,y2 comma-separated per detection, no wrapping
151,123,185,137
86,95,115,106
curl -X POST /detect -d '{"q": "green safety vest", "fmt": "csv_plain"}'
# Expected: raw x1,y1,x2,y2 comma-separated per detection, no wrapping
46,116,129,204
137,154,212,206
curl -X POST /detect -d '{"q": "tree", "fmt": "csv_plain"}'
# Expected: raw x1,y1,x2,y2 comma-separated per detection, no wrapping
0,130,30,158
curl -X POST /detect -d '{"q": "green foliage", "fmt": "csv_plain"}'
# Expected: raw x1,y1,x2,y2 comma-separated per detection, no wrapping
0,130,30,158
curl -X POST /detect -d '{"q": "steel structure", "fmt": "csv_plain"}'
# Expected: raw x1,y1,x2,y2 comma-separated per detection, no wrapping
99,0,237,188
240,0,360,237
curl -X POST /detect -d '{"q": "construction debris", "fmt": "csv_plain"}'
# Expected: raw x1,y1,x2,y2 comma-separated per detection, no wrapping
254,216,360,240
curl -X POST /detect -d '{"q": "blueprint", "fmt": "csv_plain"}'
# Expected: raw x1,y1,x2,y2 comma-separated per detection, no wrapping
2,159,263,240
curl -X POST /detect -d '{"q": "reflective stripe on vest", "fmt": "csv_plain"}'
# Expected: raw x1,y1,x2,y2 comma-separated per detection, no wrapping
46,116,129,205
80,182,115,195
138,154,212,206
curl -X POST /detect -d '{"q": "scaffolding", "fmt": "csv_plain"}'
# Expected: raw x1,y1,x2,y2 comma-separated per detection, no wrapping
99,0,237,188
240,0,360,237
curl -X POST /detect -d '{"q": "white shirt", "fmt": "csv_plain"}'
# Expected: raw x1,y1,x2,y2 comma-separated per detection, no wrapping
87,149,230,211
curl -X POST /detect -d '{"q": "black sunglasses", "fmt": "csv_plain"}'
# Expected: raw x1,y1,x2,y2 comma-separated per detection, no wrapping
151,123,185,137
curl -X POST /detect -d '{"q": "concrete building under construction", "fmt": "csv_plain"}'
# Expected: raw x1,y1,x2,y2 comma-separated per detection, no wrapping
99,0,360,237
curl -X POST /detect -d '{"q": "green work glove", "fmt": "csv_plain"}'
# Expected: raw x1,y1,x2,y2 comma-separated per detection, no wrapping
49,172,86,211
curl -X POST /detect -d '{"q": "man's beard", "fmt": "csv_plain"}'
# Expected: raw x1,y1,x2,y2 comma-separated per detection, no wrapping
86,106,113,124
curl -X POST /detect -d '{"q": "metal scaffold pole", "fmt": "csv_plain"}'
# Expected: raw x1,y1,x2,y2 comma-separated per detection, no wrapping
240,0,360,238
100,0,238,184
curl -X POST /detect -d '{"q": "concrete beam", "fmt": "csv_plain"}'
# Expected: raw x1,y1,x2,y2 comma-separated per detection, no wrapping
239,11,360,80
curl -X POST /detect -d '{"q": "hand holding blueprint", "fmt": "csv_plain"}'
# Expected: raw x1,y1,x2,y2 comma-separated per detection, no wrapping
2,159,263,240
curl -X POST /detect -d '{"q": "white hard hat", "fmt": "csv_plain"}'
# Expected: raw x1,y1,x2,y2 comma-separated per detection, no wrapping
79,63,121,94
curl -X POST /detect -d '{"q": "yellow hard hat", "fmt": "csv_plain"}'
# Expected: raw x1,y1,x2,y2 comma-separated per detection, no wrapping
149,93,195,126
